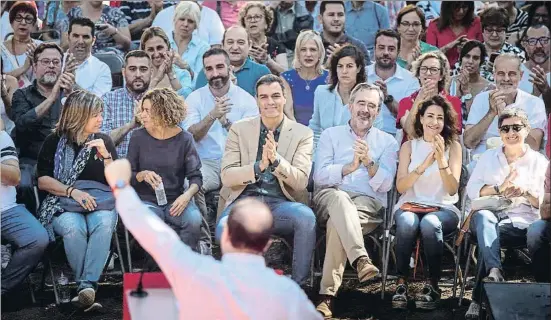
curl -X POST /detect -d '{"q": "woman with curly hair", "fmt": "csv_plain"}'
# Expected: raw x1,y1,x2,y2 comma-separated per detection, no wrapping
392,95,462,310
127,87,203,250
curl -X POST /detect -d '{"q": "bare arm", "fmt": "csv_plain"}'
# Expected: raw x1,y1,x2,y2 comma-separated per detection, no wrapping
281,77,295,121
38,176,69,197
128,17,154,39
0,159,20,186
396,141,421,194
187,112,217,142
1,75,17,119
265,55,287,75
463,110,497,149
109,120,136,147
437,141,462,196
541,193,550,220
525,128,543,152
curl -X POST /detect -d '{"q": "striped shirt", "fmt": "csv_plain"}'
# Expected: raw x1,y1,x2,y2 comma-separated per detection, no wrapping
101,88,144,159
1,131,18,212
506,8,529,40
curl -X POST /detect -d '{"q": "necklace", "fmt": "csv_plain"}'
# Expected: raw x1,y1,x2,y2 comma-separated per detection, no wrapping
305,79,313,91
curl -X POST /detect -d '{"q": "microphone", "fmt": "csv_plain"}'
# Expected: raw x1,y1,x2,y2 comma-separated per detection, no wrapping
130,253,155,298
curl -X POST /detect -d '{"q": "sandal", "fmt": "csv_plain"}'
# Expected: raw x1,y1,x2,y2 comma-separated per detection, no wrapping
414,284,441,310
392,283,408,309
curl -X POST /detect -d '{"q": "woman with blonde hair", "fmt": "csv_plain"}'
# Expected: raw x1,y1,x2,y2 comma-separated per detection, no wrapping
127,87,203,250
37,90,118,310
281,30,328,125
140,26,193,97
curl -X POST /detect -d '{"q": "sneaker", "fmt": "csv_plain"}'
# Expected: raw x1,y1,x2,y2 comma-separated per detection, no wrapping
392,283,408,309
1,244,12,269
76,288,95,307
465,301,480,319
414,284,441,310
315,295,334,319
356,256,379,282
198,240,212,256
84,302,103,312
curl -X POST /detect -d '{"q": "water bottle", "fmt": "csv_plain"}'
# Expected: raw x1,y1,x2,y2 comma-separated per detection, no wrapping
58,272,70,303
155,181,168,206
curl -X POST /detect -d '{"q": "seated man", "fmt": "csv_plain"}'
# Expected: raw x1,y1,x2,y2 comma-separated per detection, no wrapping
194,26,270,96
183,48,259,237
214,74,316,286
1,120,48,301
11,43,74,214
464,53,547,157
268,1,313,53
528,162,550,283
313,83,398,318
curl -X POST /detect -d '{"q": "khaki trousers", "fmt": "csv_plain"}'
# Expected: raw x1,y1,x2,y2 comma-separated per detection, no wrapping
313,188,383,296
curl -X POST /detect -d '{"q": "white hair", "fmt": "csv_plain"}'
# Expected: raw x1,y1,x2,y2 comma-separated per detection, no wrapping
173,1,201,27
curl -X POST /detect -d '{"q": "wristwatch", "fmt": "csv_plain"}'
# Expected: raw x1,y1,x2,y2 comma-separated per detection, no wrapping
365,160,375,170
111,179,128,193
384,95,394,104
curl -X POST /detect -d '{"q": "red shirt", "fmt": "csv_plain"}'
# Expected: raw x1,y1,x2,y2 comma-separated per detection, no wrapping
426,17,483,67
396,91,463,145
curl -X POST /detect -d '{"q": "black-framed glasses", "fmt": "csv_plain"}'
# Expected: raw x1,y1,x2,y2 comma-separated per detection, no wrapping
419,66,441,75
484,27,506,35
499,124,525,133
14,15,35,24
399,21,423,29
522,36,550,46
37,59,61,67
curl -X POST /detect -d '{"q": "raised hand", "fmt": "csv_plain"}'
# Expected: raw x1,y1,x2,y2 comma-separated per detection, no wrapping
353,139,371,166
211,96,232,119
529,65,550,96
488,90,507,115
86,139,110,159
498,167,518,194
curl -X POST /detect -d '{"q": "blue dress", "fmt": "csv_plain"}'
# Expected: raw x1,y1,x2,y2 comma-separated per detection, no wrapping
281,69,329,126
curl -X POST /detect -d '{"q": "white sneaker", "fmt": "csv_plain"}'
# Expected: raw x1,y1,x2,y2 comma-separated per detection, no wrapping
465,301,480,319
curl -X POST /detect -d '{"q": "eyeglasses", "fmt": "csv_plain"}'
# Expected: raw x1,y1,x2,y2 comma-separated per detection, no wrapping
245,14,264,22
419,66,441,75
522,36,550,46
399,21,423,29
484,27,506,35
37,59,61,67
533,14,549,22
499,124,525,133
14,15,35,24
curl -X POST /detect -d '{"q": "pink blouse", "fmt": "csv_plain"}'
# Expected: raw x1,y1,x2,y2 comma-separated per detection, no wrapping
426,16,483,67
202,1,247,29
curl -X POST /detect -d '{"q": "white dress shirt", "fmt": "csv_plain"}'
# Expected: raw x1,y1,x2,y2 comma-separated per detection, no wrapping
367,64,420,135
466,89,547,155
467,146,549,229
518,64,551,97
181,83,259,161
314,124,399,206
116,187,322,320
152,5,224,46
66,54,112,97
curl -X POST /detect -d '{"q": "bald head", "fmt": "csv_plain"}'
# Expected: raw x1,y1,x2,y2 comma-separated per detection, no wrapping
223,26,250,66
227,198,274,253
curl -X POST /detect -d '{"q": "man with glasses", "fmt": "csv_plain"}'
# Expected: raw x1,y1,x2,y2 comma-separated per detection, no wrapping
464,53,547,156
519,24,550,98
10,43,75,214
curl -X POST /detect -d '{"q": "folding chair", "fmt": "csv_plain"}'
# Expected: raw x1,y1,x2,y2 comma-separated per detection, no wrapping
93,52,124,88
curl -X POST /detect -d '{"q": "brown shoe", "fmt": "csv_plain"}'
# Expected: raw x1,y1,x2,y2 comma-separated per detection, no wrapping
356,256,379,282
316,295,334,319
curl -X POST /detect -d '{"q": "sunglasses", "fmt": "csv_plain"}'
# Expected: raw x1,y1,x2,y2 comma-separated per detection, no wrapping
499,124,525,133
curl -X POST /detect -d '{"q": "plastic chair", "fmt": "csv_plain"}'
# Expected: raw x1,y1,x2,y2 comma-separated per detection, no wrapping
93,52,124,88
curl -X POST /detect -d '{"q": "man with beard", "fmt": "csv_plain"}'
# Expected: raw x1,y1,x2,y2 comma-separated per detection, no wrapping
313,83,398,318
11,43,75,214
367,29,419,135
519,24,551,98
101,50,151,159
464,53,547,156
183,48,258,252
318,1,370,67
66,17,112,97
194,26,270,96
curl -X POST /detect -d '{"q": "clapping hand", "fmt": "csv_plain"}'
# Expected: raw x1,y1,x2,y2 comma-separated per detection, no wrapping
265,131,278,163
86,139,110,159
529,65,550,96
250,43,269,64
488,90,507,115
63,52,78,74
353,139,371,166
433,135,446,164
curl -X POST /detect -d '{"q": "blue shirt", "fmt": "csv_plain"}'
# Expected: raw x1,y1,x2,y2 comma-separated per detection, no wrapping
281,69,328,126
194,58,270,96
168,33,210,88
344,1,390,57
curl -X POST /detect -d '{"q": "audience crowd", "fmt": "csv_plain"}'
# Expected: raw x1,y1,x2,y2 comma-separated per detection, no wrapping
1,1,550,319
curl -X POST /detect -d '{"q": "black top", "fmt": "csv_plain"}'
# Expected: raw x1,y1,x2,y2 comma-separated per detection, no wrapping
266,37,287,59
127,128,203,204
320,31,371,66
36,132,118,186
11,80,63,160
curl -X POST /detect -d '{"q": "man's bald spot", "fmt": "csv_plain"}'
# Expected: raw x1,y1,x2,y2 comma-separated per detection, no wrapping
526,24,550,35
223,25,249,44
230,198,273,233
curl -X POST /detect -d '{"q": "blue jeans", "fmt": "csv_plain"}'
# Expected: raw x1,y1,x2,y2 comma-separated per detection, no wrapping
527,220,551,282
394,208,459,281
1,204,49,294
215,196,316,285
144,200,202,251
53,209,118,292
469,210,546,302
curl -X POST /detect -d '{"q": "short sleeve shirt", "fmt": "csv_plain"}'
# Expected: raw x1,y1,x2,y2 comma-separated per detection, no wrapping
0,131,18,212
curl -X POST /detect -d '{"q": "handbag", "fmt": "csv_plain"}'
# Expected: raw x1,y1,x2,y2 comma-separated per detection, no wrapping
58,180,115,213
400,202,440,214
471,196,512,212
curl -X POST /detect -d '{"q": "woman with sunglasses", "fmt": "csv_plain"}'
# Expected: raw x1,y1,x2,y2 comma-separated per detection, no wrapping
425,1,483,67
465,107,549,319
395,5,438,70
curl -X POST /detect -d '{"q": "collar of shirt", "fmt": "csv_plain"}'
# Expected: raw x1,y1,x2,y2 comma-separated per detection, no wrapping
170,33,201,52
29,80,48,99
221,252,266,268
260,117,284,138
347,122,370,140
346,1,369,12
234,58,253,73
367,64,407,82
278,4,296,15
124,86,145,102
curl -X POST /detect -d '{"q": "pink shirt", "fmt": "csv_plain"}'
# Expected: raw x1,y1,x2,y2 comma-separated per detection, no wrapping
202,1,247,29
426,17,483,67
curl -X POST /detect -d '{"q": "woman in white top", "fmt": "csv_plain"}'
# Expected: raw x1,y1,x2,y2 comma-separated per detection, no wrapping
464,107,549,319
393,95,462,310
1,59,18,135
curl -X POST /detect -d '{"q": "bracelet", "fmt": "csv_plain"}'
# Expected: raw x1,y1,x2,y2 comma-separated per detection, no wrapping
439,166,449,170
65,186,71,197
414,167,424,175
207,113,216,121
68,187,75,198
493,185,501,194
103,153,112,160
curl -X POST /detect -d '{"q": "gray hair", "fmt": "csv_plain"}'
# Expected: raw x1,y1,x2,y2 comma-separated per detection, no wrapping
173,1,201,27
292,30,325,75
349,82,384,109
498,106,531,130
494,52,522,72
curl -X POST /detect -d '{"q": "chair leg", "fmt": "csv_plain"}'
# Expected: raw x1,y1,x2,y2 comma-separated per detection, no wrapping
27,276,36,304
451,239,463,299
114,230,125,274
46,257,60,305
459,244,475,306
125,227,133,272
381,231,393,299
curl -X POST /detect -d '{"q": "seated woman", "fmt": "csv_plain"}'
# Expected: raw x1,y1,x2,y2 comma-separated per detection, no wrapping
37,91,118,310
465,108,549,319
281,30,328,126
395,5,438,70
140,26,193,98
127,87,202,250
393,95,462,310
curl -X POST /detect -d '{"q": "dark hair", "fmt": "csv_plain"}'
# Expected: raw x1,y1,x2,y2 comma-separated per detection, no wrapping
328,44,367,92
320,1,345,15
396,5,427,31
68,17,95,38
255,74,285,96
33,43,63,64
525,1,551,27
202,47,231,66
437,2,475,31
8,1,37,24
459,40,488,67
375,29,401,51
480,7,509,30
518,24,550,55
124,50,150,65
140,26,171,50
227,199,273,252
413,95,458,146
